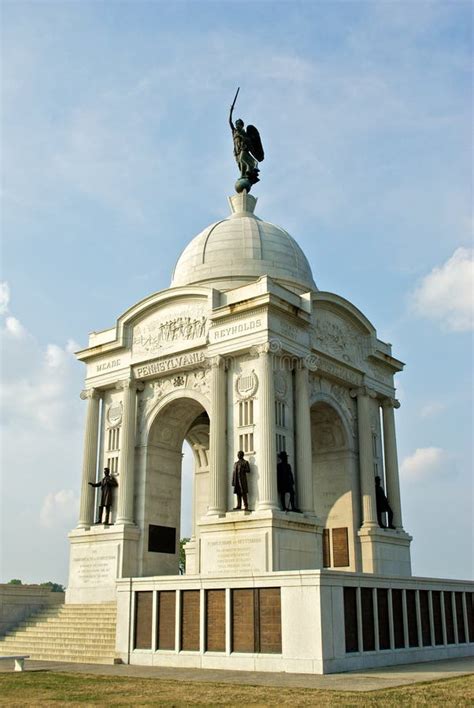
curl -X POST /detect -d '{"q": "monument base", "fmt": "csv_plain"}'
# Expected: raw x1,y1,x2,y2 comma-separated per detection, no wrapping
66,524,140,604
358,526,412,576
186,510,322,575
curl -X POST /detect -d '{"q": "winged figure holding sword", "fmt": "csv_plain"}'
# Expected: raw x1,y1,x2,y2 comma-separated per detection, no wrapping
229,87,265,193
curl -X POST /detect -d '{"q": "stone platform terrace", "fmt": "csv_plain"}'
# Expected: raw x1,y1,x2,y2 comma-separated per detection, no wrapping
0,656,472,692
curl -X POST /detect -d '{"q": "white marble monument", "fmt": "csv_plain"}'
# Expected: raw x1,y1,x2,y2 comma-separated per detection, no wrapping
67,192,412,603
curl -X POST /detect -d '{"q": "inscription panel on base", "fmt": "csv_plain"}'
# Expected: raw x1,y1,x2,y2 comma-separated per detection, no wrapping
201,533,267,575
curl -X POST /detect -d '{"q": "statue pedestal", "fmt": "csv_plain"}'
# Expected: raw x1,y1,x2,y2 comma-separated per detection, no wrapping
185,510,322,576
66,525,140,604
358,527,412,577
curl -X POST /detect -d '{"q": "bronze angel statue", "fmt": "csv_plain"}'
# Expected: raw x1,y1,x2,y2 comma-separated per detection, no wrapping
229,88,264,193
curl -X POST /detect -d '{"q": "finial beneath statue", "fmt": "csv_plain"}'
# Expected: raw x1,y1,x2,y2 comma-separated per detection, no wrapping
229,87,265,194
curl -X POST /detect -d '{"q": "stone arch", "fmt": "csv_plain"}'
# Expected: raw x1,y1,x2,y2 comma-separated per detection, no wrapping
309,392,355,450
135,389,210,577
311,399,359,572
142,387,211,442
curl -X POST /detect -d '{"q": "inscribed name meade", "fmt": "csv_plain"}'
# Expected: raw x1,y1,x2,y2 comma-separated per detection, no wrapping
134,351,205,379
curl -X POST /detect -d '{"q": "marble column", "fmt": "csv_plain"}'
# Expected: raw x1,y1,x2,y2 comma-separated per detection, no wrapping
77,388,101,528
351,386,378,528
207,356,227,515
116,380,139,526
295,363,313,513
382,397,403,529
257,344,279,510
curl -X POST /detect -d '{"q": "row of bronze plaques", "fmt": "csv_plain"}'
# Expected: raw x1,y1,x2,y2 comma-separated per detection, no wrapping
134,588,282,654
344,587,474,653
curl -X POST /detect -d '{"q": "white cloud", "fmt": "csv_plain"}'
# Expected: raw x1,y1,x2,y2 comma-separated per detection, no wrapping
4,315,26,338
400,447,446,482
0,282,10,314
40,489,79,529
420,401,446,419
0,284,83,582
411,248,474,332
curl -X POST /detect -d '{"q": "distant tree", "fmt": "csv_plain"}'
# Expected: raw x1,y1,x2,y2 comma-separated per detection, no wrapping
179,538,190,575
7,579,22,585
40,581,65,593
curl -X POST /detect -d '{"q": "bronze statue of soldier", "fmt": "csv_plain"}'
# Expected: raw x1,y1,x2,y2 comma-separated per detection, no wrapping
232,450,250,511
375,475,395,529
277,451,299,512
89,467,118,525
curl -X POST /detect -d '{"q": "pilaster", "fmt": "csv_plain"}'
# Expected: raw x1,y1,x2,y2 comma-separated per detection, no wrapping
351,386,378,529
256,343,279,510
207,355,227,515
381,397,403,529
116,379,142,526
294,362,313,513
77,388,101,529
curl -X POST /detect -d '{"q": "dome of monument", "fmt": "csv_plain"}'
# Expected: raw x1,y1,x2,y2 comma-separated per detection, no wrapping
171,193,317,293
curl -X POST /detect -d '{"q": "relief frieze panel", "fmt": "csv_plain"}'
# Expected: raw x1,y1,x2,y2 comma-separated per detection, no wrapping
366,359,393,385
132,302,208,357
311,310,370,368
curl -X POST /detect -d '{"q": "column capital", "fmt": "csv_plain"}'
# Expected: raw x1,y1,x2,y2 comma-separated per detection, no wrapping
80,388,100,401
207,354,225,369
252,339,281,357
302,353,319,372
115,378,144,393
382,397,401,410
350,385,377,400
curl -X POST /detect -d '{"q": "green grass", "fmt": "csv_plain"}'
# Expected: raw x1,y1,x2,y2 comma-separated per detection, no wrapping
0,672,473,706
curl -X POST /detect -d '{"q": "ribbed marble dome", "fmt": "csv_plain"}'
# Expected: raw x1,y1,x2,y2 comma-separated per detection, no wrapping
171,193,317,293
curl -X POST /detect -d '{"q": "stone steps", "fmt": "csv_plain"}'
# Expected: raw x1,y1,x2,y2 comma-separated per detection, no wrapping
2,629,116,640
0,603,118,665
1,635,115,649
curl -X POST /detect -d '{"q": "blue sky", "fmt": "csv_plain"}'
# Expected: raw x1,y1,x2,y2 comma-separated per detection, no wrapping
1,0,472,585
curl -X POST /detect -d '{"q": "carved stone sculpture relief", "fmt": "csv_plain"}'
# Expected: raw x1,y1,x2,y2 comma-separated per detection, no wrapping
132,302,208,356
235,370,259,399
311,311,369,368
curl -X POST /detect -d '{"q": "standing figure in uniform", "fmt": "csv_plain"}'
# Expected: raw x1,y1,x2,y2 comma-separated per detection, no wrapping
375,475,395,529
277,451,298,512
89,467,118,525
232,450,250,511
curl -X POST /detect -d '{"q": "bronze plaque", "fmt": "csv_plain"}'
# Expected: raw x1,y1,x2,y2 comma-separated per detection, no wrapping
343,587,358,653
322,529,330,568
332,528,349,567
232,589,255,653
455,592,466,644
466,593,474,643
361,587,375,651
181,590,200,651
258,588,282,654
406,590,418,647
157,591,176,650
377,588,390,650
392,589,404,648
444,592,455,644
134,591,153,649
432,591,443,645
148,525,176,554
419,590,431,646
206,590,226,652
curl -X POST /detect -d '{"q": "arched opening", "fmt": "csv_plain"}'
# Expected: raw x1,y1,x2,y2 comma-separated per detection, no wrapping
311,401,359,571
137,395,209,576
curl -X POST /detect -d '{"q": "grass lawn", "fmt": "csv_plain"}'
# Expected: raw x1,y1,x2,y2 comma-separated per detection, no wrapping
0,672,473,706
